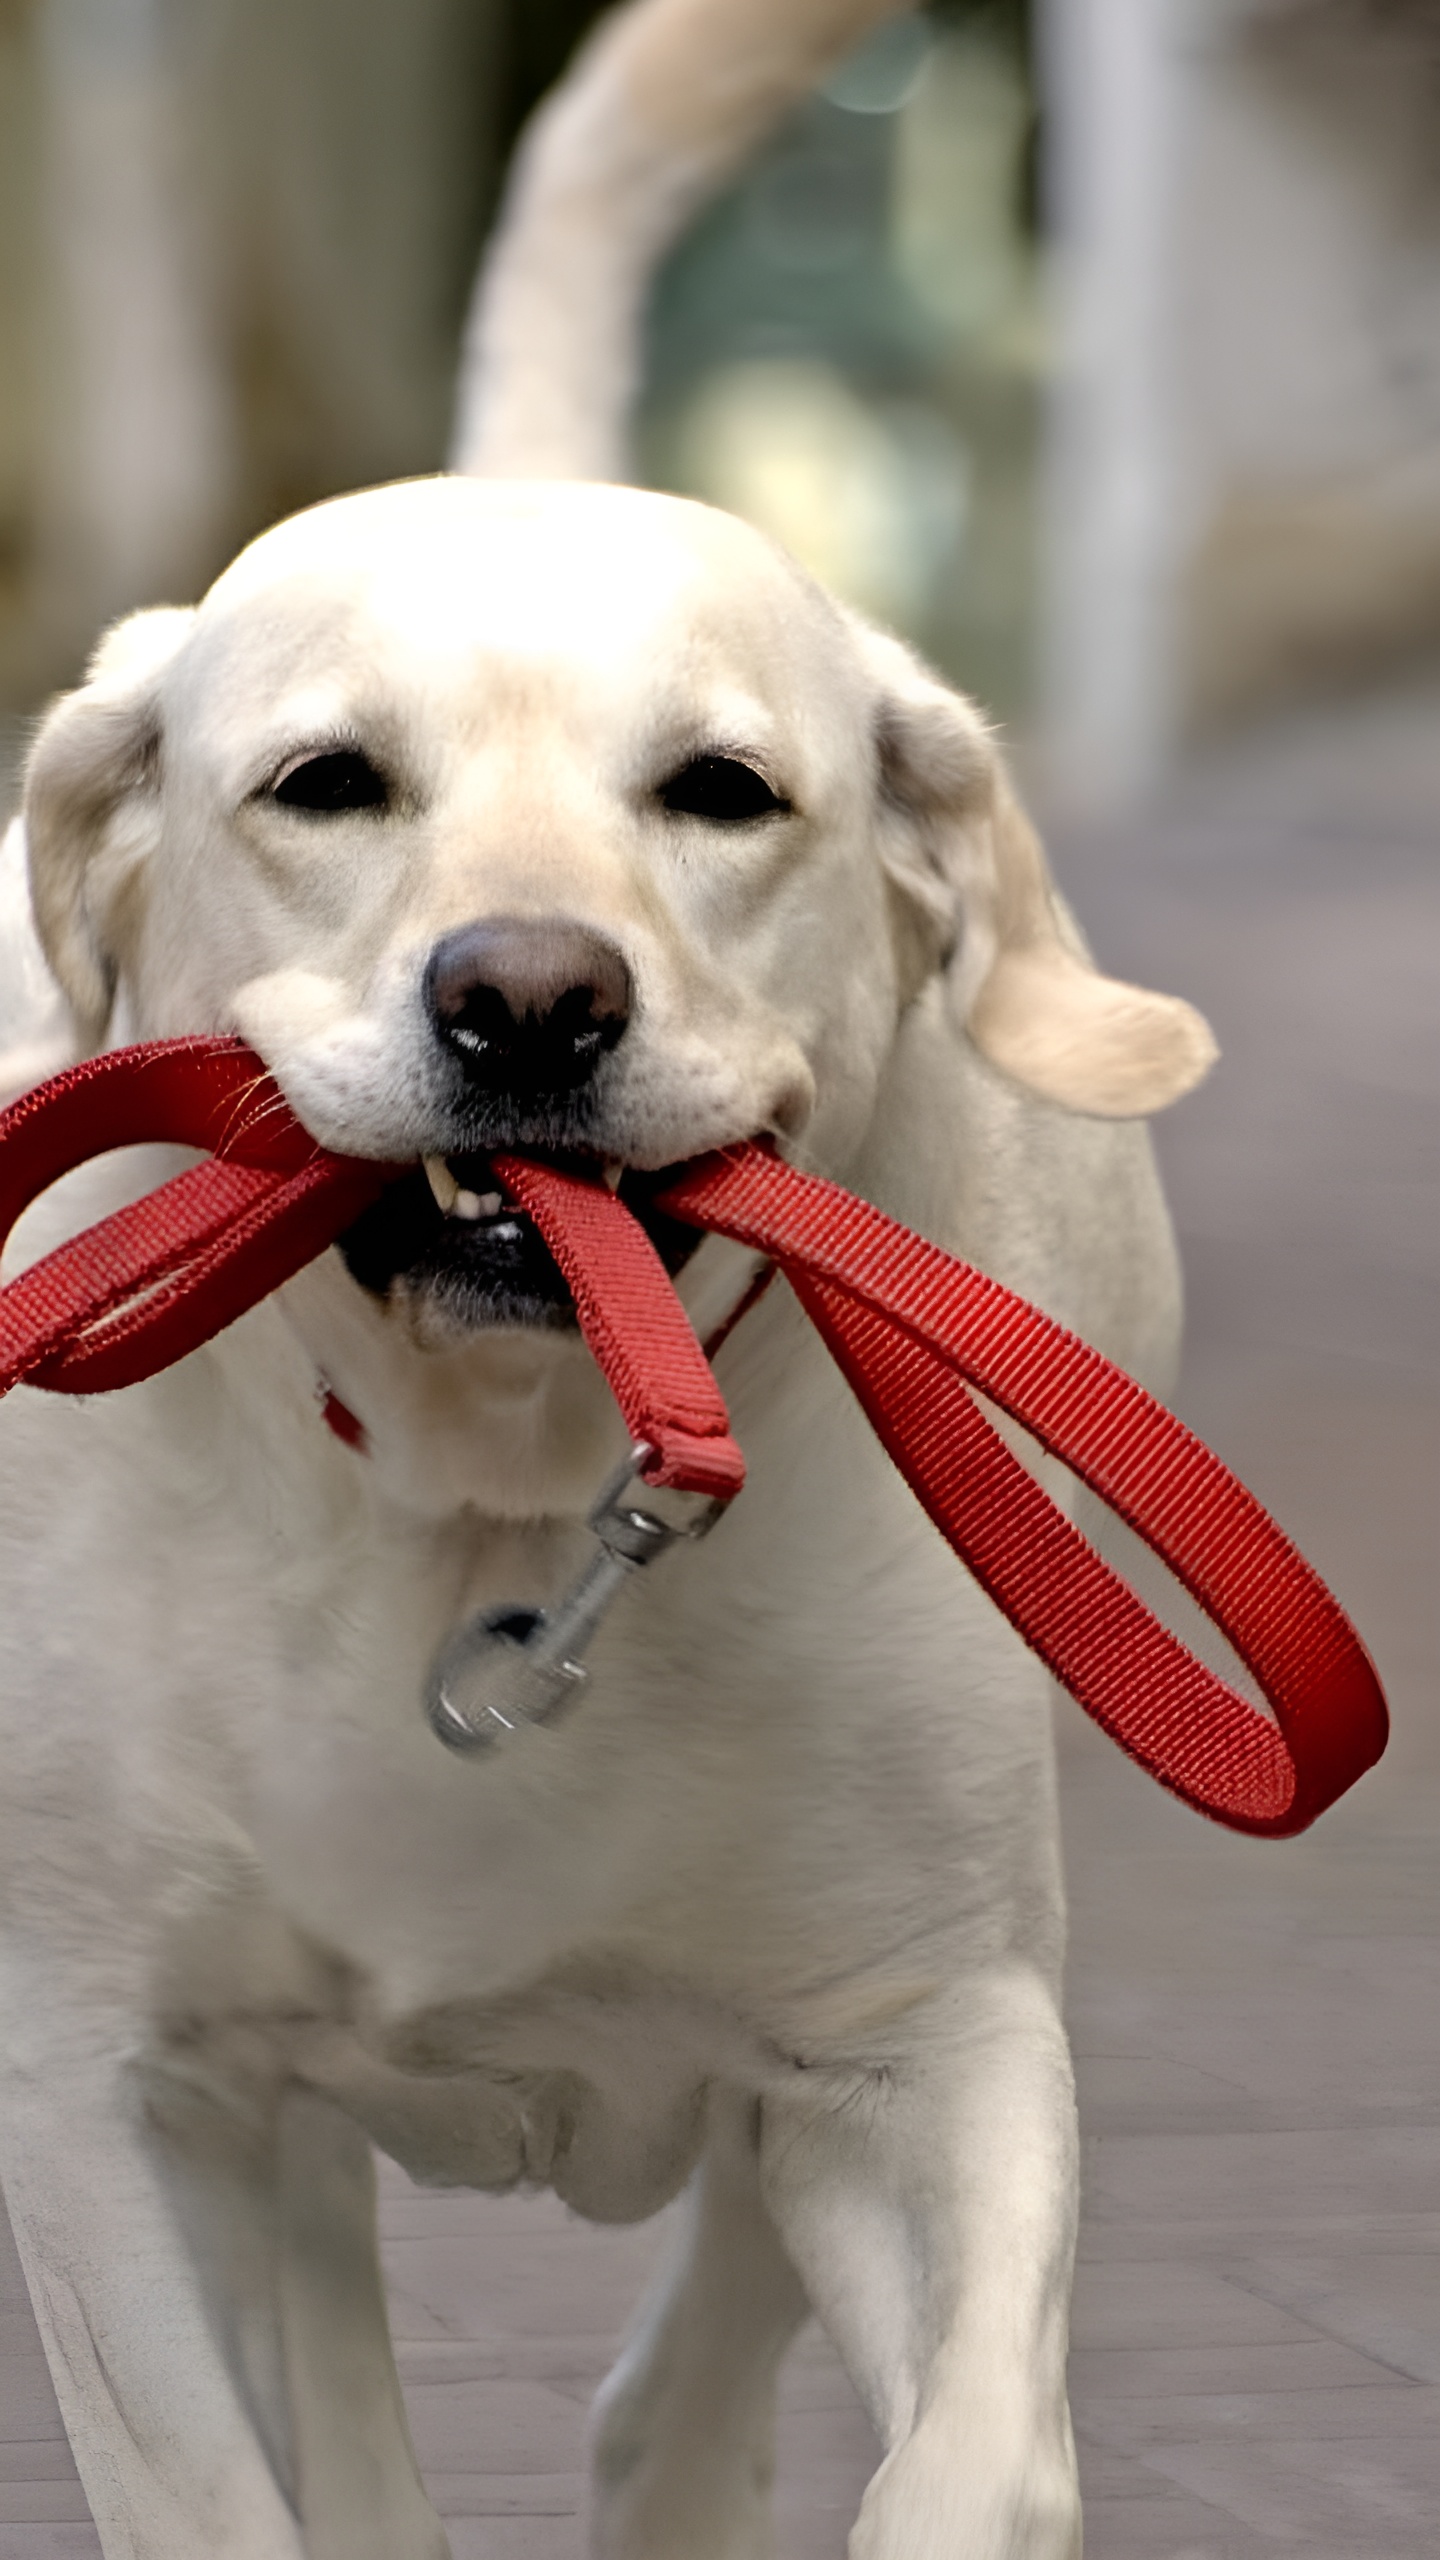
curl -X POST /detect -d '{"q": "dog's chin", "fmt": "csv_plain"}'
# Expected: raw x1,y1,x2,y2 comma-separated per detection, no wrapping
336,1152,704,1337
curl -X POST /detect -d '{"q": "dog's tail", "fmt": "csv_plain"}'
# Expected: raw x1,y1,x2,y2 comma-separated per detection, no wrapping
450,0,911,482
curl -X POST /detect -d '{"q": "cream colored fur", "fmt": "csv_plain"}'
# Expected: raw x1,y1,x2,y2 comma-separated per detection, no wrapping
0,6,1214,2559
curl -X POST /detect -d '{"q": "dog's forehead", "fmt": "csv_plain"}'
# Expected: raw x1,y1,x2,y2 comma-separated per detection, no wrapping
187,477,848,717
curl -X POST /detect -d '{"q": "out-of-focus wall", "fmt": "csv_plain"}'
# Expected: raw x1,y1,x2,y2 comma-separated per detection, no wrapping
1182,1,1440,725
1042,0,1440,804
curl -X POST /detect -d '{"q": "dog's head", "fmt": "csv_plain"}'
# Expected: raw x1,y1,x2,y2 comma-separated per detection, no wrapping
22,476,1213,1351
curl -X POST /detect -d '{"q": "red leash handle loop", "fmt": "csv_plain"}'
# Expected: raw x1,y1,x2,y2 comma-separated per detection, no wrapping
0,1040,395,1396
655,1147,1387,1838
0,1041,745,1494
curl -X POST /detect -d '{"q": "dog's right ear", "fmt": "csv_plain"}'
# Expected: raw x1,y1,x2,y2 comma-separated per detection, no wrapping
23,608,195,1044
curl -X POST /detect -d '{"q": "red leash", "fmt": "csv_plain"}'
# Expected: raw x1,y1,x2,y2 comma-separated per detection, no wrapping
0,1037,1386,1836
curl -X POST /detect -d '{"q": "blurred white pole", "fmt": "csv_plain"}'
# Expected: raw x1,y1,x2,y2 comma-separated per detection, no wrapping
35,0,233,648
1036,0,1190,813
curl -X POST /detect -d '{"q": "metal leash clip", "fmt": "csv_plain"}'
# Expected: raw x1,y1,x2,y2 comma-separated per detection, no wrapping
425,1444,731,1753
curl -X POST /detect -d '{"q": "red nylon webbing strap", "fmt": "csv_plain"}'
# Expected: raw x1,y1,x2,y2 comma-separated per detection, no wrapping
0,1036,1387,1835
0,1040,394,1396
653,1147,1387,1837
492,1152,745,1498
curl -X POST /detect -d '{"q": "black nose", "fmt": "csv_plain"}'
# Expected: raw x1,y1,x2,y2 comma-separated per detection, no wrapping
425,916,632,1099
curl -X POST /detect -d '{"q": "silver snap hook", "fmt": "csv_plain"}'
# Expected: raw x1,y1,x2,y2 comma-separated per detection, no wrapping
425,1444,730,1753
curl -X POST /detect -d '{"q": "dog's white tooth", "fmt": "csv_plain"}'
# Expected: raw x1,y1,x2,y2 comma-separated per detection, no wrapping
474,1190,504,1217
422,1154,459,1213
453,1189,484,1221
602,1160,624,1192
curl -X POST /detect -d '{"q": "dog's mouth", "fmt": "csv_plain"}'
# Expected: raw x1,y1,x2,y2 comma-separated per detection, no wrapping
337,1149,702,1330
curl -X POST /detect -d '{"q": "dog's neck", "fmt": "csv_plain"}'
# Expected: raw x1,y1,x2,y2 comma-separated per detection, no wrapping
266,1250,632,1524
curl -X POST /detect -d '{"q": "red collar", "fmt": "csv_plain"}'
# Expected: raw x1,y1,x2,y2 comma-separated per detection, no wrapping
316,1377,368,1454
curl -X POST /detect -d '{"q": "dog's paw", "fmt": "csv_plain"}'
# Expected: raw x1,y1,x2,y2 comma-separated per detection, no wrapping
847,2424,1082,2560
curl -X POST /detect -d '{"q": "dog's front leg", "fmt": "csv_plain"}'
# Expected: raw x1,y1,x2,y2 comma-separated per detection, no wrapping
276,2085,449,2560
759,1963,1082,2560
590,2087,810,2560
0,2014,310,2559
0,1983,446,2560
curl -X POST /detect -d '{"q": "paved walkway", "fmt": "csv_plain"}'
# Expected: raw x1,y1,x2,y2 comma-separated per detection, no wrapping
0,669,1436,2557
1052,672,1440,2558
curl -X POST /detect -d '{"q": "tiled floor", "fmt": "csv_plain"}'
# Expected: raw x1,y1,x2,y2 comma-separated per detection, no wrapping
0,667,1436,2556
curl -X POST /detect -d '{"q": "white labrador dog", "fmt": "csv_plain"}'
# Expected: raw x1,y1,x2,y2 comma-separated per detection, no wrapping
0,9,1215,2560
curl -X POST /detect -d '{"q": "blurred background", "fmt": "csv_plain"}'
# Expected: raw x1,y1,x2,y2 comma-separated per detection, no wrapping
3,0,1438,793
0,5,1437,2555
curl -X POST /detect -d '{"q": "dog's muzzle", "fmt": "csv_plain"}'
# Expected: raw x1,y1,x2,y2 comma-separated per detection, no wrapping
336,915,682,1328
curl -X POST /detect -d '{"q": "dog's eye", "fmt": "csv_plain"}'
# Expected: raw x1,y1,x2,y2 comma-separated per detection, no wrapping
272,750,390,813
658,756,789,823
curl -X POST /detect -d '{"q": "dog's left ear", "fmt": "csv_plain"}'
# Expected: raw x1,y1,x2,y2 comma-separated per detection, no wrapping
23,607,195,1045
862,625,1217,1117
